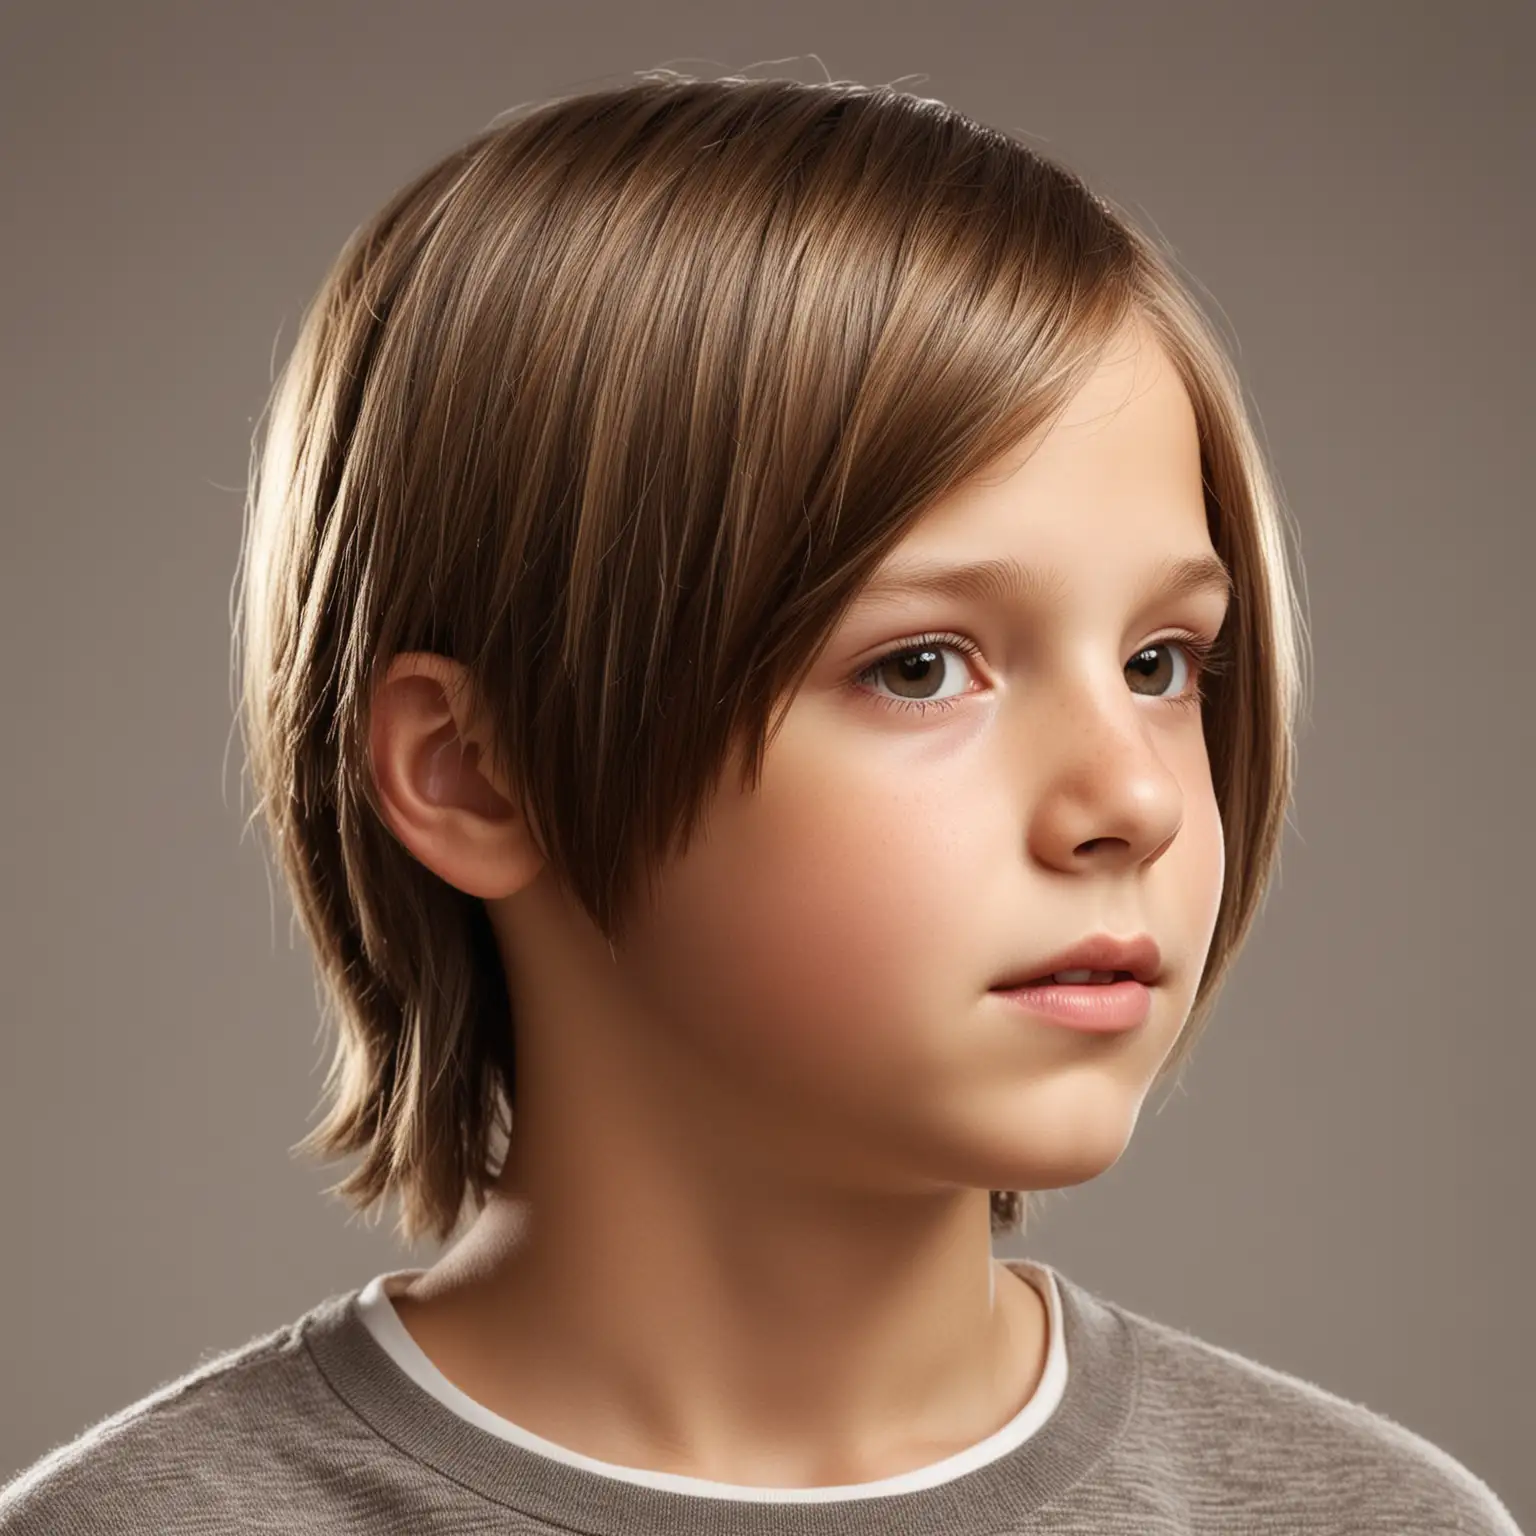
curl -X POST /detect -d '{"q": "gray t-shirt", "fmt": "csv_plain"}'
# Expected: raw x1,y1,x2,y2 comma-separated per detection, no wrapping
0,1257,1522,1533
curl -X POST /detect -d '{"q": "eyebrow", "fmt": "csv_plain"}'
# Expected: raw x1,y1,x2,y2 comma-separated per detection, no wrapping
852,550,1234,613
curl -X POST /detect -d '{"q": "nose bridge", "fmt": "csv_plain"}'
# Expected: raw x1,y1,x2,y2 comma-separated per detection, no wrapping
1027,672,1185,860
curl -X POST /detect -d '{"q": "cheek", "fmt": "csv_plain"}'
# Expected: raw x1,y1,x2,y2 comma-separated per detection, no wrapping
621,722,988,1097
1164,737,1226,992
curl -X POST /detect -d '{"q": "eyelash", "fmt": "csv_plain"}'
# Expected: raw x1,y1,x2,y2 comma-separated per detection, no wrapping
852,628,1234,717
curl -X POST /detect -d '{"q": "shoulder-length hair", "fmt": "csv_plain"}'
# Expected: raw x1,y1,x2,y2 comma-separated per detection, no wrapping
236,73,1309,1248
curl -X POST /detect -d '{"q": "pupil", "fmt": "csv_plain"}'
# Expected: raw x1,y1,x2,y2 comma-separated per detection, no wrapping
1129,646,1170,693
889,649,940,697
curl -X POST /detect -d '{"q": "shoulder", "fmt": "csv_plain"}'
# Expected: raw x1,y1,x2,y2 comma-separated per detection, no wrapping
0,1291,361,1536
1106,1295,1523,1534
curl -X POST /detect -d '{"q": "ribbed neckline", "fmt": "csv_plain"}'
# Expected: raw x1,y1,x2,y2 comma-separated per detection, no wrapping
353,1259,1069,1501
301,1257,1141,1536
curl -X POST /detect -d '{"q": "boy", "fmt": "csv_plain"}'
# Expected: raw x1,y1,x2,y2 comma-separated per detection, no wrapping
2,72,1521,1534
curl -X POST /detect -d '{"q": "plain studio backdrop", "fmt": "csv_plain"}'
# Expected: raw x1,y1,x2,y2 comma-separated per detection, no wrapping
1,0,1530,1521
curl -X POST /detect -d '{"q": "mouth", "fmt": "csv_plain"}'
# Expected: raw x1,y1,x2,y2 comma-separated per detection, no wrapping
991,933,1163,991
996,969,1137,988
990,969,1152,1031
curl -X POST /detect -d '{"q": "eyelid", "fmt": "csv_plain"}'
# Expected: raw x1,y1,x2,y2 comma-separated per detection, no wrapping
851,621,1226,677
849,629,986,683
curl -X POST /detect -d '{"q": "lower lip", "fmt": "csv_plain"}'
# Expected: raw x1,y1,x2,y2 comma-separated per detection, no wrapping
990,979,1152,1032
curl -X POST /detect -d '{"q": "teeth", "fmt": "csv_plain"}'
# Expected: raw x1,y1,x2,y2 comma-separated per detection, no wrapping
1051,969,1120,984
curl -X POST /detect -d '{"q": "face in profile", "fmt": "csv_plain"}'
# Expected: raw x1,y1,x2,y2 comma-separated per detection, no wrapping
490,316,1229,1218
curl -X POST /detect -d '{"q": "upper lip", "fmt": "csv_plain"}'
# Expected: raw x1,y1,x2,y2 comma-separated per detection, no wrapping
992,933,1163,988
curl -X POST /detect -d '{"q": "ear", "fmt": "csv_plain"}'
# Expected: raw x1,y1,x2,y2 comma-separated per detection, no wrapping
368,652,546,899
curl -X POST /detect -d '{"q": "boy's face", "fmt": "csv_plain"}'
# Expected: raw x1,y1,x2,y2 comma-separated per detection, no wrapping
495,318,1228,1210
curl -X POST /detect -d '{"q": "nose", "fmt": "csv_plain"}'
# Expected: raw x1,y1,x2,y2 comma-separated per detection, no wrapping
1023,687,1187,873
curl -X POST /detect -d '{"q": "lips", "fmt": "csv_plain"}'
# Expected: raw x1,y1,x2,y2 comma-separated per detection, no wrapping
1034,969,1132,985
992,933,1162,990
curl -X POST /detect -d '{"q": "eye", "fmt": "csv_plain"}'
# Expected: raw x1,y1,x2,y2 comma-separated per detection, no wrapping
1126,631,1231,712
852,632,981,715
852,629,1231,717
1126,639,1192,702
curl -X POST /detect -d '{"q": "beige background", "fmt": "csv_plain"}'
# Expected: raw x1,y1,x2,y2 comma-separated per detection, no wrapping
1,0,1531,1520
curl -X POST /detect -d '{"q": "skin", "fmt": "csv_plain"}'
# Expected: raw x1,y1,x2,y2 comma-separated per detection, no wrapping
368,315,1229,1488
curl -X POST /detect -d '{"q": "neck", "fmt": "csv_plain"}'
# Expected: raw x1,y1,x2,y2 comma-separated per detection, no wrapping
393,1187,1048,1487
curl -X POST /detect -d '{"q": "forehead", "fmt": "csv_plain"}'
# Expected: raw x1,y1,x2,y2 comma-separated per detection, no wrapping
859,324,1213,601
985,321,1198,494
852,549,1232,615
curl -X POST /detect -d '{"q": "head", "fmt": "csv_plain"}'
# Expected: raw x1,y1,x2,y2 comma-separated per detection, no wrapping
236,73,1307,1249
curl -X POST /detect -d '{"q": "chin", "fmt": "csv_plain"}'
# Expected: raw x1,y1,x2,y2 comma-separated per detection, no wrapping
1020,1143,1133,1191
938,1110,1141,1198
1037,1083,1150,1175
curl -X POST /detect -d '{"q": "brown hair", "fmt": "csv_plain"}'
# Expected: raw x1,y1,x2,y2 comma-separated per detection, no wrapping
235,71,1309,1249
